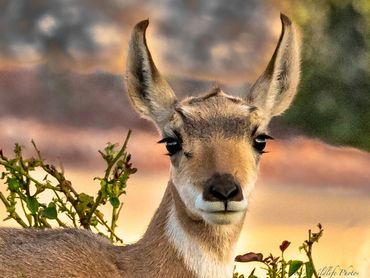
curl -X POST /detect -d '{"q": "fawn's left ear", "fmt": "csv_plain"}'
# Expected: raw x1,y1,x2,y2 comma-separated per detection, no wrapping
247,14,300,118
125,20,177,129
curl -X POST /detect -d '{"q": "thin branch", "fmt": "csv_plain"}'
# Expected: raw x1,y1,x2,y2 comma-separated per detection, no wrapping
96,213,123,243
85,130,132,226
105,130,132,180
0,192,28,228
19,196,32,226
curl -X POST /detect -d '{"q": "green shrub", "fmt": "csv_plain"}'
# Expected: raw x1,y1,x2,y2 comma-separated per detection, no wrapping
0,131,136,244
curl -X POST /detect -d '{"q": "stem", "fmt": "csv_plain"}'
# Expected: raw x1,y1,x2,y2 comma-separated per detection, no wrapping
85,191,104,226
58,180,89,229
280,252,286,278
43,172,81,224
307,242,320,278
55,217,67,228
304,229,321,278
96,213,123,243
110,206,117,241
0,192,28,228
53,190,78,228
263,262,274,278
85,130,132,226
31,140,42,160
32,141,89,228
298,266,303,278
38,216,52,228
19,196,32,226
116,202,124,221
105,130,131,180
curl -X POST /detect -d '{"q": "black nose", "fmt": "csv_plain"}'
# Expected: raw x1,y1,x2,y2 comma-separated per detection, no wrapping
203,173,243,202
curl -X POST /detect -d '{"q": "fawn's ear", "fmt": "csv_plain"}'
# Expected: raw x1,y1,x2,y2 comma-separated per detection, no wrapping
247,14,300,118
125,20,176,128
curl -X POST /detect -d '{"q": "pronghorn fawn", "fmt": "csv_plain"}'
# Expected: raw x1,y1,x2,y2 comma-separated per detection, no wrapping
0,14,300,278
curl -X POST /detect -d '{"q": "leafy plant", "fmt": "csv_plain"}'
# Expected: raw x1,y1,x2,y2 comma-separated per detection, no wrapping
234,224,324,278
0,130,136,244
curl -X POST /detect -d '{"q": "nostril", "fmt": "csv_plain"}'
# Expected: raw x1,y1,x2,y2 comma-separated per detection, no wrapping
210,186,228,201
210,184,239,201
203,173,244,202
226,185,239,199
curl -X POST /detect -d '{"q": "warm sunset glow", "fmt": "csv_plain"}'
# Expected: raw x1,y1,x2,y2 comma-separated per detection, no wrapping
1,1,369,277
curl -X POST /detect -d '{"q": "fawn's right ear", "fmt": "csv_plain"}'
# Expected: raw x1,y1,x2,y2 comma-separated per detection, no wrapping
247,14,300,119
125,20,177,128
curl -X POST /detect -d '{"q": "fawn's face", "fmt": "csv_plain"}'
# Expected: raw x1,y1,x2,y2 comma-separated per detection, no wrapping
126,16,300,225
161,90,271,224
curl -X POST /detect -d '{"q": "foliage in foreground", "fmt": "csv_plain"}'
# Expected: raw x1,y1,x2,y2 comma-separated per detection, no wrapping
234,224,324,278
0,131,136,243
1,134,323,277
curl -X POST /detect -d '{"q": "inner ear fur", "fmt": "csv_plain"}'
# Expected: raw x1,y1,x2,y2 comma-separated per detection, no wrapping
247,14,300,118
125,20,177,128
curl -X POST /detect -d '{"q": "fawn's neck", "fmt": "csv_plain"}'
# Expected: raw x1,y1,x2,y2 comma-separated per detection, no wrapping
118,181,244,278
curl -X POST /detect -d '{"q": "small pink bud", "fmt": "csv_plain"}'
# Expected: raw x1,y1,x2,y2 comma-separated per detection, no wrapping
235,252,263,262
279,240,291,252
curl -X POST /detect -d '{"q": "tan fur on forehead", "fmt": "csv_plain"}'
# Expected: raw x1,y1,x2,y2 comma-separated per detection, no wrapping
169,88,261,138
179,88,251,117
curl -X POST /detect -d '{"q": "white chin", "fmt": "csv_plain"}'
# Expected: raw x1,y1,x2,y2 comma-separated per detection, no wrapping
202,211,245,225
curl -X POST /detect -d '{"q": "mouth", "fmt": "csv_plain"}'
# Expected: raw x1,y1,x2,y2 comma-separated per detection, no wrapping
201,209,242,214
200,209,245,225
195,196,248,212
195,196,248,224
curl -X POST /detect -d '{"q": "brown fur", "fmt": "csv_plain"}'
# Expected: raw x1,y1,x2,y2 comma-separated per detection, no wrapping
0,186,195,278
0,14,300,278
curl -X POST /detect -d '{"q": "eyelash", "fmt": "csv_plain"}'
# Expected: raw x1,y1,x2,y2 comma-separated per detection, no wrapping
158,137,182,156
253,134,274,154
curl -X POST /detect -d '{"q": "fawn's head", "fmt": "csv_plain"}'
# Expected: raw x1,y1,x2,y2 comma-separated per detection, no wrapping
126,15,300,225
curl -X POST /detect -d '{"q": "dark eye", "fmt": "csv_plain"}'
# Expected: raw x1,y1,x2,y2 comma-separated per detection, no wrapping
253,135,273,153
158,138,182,155
165,139,182,155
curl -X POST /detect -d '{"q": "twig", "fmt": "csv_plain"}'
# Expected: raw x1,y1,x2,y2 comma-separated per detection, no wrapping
105,130,132,180
85,130,132,226
0,192,28,228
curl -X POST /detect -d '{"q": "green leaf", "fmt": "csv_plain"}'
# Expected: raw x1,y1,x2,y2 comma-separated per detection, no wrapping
305,262,313,278
90,216,98,226
78,193,93,204
26,197,39,215
76,193,94,213
289,260,303,276
109,197,120,208
6,178,20,191
42,203,57,219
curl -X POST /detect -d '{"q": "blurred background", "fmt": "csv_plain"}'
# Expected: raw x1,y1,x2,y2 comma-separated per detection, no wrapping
0,0,369,277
